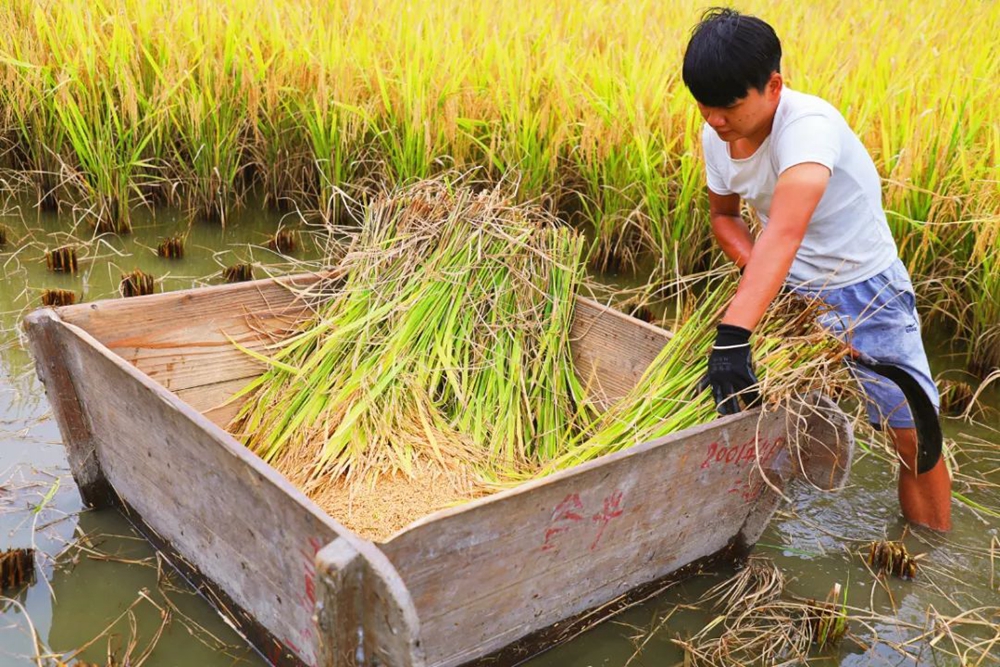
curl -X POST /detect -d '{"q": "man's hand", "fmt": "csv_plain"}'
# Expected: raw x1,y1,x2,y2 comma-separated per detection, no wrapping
703,324,761,415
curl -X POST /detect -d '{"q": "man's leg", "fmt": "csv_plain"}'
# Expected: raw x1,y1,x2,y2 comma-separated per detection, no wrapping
802,259,951,530
890,426,951,531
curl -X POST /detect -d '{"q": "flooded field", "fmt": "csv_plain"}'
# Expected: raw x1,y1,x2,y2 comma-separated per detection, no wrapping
1,205,998,666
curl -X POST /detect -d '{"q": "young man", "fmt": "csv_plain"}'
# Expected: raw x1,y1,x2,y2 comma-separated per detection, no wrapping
682,8,951,531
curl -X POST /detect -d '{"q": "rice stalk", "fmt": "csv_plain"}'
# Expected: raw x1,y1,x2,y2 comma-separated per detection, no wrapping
679,584,848,666
699,556,785,612
938,378,974,416
534,282,853,475
231,177,594,489
866,539,919,580
222,263,254,283
0,548,35,591
267,230,298,255
119,270,155,297
40,289,77,307
156,236,185,259
45,246,78,273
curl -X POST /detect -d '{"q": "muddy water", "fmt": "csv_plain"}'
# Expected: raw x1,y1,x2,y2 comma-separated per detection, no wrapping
1,207,997,666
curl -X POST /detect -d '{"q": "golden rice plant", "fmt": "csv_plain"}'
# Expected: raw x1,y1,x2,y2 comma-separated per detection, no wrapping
938,378,974,416
0,0,992,284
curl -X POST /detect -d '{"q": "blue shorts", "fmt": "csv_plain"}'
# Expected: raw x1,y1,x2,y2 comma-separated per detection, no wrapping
792,259,939,429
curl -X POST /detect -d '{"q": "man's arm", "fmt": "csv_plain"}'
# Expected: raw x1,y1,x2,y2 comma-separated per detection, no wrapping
721,163,832,331
708,190,754,269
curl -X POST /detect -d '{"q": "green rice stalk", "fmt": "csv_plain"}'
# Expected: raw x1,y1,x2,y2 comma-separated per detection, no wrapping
231,179,595,488
532,281,852,477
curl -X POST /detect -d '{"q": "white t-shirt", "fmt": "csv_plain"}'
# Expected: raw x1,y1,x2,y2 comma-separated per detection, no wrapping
702,87,898,288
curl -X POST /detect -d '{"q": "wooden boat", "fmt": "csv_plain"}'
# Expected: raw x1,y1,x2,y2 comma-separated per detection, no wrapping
23,272,853,667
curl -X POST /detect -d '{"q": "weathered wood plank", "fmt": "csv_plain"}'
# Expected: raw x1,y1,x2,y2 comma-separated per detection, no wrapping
22,310,111,507
174,377,255,429
570,297,673,407
56,272,329,343
40,315,419,667
315,541,425,667
382,409,793,667
54,273,331,392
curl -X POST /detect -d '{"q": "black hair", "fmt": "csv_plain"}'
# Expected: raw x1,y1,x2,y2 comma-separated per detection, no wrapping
682,7,782,108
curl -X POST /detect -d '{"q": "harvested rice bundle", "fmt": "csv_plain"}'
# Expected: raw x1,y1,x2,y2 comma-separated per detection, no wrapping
231,179,594,492
535,281,853,474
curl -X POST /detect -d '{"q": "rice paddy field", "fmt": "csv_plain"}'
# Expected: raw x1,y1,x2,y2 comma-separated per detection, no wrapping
1,0,999,665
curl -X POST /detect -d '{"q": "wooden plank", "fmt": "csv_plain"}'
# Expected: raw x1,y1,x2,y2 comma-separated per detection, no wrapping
570,297,673,407
382,409,794,667
22,310,111,507
315,541,425,667
175,377,255,429
41,315,414,667
56,271,329,343
53,272,332,393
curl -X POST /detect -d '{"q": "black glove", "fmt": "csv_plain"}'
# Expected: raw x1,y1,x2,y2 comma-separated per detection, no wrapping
702,324,761,416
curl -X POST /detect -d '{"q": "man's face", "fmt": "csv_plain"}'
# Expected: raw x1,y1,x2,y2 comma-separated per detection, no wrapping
696,73,782,143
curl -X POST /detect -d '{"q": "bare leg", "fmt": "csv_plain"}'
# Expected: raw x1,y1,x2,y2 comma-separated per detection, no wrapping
889,427,951,531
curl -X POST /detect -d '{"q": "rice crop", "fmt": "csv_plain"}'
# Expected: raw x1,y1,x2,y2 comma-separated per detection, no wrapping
231,179,593,488
119,270,155,297
534,289,852,476
938,378,975,416
0,1,994,330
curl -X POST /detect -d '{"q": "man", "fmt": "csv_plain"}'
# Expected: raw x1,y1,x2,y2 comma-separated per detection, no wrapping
682,8,951,530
